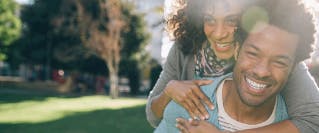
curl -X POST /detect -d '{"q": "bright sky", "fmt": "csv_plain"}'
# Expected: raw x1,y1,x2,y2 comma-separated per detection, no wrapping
304,0,319,12
15,0,33,5
164,0,319,13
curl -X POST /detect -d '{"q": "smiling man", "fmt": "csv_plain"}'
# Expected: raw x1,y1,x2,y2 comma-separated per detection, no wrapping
216,23,299,131
171,0,316,132
175,23,299,132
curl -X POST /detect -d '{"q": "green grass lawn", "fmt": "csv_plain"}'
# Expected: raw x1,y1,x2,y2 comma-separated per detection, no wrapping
0,91,154,133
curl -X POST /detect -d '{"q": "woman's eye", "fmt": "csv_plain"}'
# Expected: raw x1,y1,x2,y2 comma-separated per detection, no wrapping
204,16,216,25
225,18,238,27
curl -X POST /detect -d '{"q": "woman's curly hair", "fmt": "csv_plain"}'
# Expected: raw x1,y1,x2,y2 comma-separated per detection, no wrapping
166,0,247,55
166,0,206,55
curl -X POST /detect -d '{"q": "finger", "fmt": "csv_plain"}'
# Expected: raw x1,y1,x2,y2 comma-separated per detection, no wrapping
192,79,213,86
176,124,189,133
189,91,208,120
176,118,190,133
176,117,188,125
192,80,215,110
189,118,200,126
193,87,215,111
185,96,203,120
179,89,202,119
181,100,196,119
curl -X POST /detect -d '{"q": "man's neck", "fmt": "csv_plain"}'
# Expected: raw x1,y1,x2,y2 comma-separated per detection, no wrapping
222,80,276,125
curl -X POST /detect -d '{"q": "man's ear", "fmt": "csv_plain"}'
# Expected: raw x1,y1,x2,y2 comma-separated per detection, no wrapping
234,42,240,61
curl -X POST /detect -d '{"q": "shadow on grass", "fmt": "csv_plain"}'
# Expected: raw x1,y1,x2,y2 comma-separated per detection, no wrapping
0,105,153,133
0,90,100,104
0,81,101,104
0,92,56,103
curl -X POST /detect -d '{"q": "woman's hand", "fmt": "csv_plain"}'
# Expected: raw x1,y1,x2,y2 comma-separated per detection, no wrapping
164,80,214,120
176,118,222,133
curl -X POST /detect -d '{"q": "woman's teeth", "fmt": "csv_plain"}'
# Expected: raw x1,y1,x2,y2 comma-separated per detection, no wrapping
246,78,267,90
216,43,231,48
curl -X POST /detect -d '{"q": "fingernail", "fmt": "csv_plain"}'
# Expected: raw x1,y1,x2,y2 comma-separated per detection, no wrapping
211,106,215,110
193,116,200,121
205,115,209,119
176,118,179,122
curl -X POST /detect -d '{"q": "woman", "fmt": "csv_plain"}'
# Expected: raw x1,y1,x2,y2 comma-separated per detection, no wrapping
146,0,319,132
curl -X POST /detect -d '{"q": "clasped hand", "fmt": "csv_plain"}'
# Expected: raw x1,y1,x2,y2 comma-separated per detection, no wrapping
164,79,214,120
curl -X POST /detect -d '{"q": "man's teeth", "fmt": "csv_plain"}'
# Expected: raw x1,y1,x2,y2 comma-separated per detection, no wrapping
246,78,267,90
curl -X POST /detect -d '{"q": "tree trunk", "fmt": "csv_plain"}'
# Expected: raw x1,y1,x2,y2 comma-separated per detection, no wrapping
109,69,119,99
106,54,119,99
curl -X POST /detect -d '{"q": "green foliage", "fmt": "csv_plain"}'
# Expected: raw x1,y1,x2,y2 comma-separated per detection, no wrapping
7,0,109,77
7,0,64,66
8,0,150,80
121,3,150,59
119,2,150,94
0,0,22,60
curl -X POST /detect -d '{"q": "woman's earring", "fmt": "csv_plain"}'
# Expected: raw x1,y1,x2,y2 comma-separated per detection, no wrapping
234,43,239,61
233,27,238,33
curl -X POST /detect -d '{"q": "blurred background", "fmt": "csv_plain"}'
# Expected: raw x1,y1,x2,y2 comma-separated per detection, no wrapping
0,0,318,133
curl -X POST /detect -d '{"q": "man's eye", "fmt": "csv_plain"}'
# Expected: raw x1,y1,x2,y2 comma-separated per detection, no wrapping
246,51,257,58
274,61,289,68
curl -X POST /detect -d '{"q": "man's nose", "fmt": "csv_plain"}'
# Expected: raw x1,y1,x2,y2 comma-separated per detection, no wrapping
252,60,271,79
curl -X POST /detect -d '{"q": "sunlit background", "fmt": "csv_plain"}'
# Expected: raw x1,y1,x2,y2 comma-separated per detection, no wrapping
13,0,319,64
0,0,318,133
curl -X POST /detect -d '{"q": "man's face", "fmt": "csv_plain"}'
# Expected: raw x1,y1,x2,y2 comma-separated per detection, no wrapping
233,24,298,107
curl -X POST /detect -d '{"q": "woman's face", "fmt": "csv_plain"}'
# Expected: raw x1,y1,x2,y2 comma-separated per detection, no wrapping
203,0,242,59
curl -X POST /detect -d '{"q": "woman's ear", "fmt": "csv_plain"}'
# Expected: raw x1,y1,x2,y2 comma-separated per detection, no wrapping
234,42,240,61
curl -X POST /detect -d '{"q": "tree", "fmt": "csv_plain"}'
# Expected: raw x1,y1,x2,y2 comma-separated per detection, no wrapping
57,0,150,98
8,0,149,97
119,2,150,95
70,0,124,98
0,0,22,60
8,0,109,75
7,0,65,80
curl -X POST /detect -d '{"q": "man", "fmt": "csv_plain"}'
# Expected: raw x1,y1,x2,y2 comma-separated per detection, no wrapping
156,0,316,132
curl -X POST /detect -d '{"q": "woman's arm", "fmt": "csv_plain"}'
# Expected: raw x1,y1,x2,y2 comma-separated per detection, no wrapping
239,121,298,133
146,44,180,127
281,62,319,132
146,44,214,127
151,79,213,121
176,119,298,133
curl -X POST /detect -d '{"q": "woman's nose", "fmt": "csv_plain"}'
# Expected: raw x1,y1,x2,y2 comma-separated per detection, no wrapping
213,23,228,40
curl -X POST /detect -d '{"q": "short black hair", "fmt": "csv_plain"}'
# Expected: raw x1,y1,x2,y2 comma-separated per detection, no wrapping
241,0,316,63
